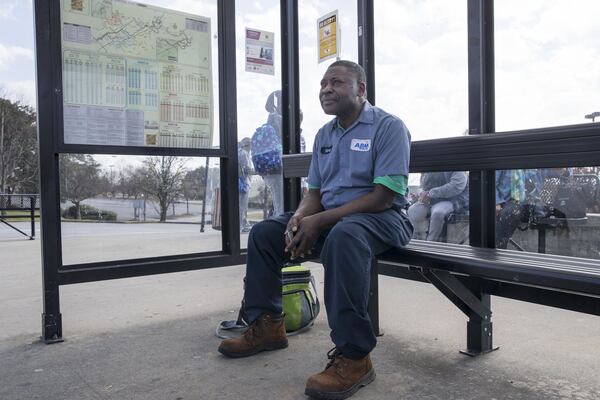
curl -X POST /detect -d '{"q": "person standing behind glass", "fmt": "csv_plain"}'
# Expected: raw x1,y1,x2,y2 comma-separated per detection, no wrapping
408,171,468,241
238,137,254,232
262,90,284,217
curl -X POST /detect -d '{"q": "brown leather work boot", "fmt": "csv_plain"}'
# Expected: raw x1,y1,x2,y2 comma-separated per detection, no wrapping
304,348,375,400
218,313,288,358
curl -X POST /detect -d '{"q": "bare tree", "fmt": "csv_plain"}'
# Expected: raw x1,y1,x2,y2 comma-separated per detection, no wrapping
142,156,187,222
59,154,103,219
181,167,206,214
111,165,148,200
0,96,38,195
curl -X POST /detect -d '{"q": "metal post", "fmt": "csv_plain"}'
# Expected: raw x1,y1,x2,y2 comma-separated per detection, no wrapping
30,195,35,239
468,0,496,249
217,0,240,254
200,157,209,232
461,279,497,356
367,257,382,336
357,0,375,106
465,0,495,354
281,0,301,212
35,0,64,343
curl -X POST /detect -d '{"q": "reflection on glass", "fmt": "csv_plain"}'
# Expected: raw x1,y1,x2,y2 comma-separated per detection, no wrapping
407,171,469,244
60,154,221,265
495,167,600,260
299,0,359,154
236,0,283,243
374,0,468,141
495,0,600,131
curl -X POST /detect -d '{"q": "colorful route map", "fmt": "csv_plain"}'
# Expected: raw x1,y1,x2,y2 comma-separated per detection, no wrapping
61,0,213,148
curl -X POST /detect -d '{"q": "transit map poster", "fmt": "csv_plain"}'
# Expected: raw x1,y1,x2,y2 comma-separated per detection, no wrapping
245,28,275,75
60,0,213,149
317,10,339,63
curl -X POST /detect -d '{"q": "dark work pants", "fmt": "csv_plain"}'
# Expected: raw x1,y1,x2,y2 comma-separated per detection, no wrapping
243,209,413,359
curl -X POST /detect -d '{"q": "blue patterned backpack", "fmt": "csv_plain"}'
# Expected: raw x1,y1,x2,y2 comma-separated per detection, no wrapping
251,123,282,176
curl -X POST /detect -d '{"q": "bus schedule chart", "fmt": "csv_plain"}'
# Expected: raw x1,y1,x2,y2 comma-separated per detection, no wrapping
61,0,213,149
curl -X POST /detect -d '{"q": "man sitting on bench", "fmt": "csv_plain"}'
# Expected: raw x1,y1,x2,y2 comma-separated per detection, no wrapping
218,60,413,400
408,171,469,242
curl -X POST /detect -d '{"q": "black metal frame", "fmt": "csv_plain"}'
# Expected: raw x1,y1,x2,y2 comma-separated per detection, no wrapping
34,0,242,342
35,0,600,345
281,0,301,212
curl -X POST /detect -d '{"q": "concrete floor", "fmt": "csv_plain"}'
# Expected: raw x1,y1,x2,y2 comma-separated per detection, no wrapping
1,223,600,399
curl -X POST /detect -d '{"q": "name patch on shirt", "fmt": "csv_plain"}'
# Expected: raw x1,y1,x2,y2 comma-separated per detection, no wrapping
350,139,371,152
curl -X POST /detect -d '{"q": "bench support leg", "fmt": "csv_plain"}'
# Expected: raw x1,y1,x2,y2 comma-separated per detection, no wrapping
368,257,383,337
420,268,498,356
463,313,495,357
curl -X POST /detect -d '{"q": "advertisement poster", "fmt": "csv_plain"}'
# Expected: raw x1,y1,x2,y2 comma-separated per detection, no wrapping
245,28,275,75
317,10,339,63
61,0,213,149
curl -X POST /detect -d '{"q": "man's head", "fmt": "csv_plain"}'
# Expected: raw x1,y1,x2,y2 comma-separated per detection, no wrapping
240,137,252,150
319,60,366,119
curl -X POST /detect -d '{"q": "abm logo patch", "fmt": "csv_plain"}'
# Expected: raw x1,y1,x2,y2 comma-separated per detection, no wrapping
350,139,371,152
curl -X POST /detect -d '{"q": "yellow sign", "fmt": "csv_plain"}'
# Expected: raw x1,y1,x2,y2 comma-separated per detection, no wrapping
318,10,339,63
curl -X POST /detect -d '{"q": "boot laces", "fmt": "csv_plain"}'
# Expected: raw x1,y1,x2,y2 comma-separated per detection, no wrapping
326,347,345,369
242,319,260,344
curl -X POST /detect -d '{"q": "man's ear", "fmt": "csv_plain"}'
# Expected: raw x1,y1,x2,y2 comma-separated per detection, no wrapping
357,81,366,98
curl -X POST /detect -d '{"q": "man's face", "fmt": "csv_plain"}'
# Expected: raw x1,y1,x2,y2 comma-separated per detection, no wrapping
319,66,365,116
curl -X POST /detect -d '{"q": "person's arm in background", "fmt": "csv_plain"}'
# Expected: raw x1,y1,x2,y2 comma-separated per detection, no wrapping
427,172,467,200
496,170,510,210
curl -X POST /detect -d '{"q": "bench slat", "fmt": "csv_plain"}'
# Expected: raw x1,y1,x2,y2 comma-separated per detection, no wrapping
380,241,600,297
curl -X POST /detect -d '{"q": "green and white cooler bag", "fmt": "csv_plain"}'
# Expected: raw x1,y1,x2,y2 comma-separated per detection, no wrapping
216,264,320,338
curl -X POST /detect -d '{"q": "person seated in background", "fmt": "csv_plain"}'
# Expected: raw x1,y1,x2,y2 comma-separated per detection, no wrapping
495,169,542,249
408,171,469,242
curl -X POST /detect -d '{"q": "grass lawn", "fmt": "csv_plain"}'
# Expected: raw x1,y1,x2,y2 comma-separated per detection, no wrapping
0,210,41,222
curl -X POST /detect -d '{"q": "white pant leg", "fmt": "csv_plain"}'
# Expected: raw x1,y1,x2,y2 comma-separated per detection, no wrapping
408,203,430,239
426,200,454,241
263,173,284,216
239,191,249,230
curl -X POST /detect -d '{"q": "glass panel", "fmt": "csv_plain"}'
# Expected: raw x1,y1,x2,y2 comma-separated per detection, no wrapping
408,171,470,244
235,0,282,242
60,154,221,265
374,0,468,141
495,1,600,131
299,0,359,152
60,0,220,149
495,167,600,260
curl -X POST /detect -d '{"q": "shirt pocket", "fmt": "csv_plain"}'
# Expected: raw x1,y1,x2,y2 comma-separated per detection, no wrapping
347,144,374,183
317,143,335,179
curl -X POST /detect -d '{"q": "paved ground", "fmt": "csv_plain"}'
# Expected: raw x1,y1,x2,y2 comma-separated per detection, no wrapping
1,223,600,399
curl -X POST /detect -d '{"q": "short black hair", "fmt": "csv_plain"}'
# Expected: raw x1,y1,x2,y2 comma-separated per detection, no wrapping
328,60,366,84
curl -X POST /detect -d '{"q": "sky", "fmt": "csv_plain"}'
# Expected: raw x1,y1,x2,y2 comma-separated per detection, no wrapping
1,0,599,169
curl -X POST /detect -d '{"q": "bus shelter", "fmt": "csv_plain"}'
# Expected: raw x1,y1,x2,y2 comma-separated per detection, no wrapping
34,0,600,344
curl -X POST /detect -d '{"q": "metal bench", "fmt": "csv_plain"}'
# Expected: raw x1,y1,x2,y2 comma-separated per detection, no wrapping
283,153,600,356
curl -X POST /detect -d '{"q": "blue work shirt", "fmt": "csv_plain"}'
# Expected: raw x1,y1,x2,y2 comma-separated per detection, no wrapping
307,101,411,210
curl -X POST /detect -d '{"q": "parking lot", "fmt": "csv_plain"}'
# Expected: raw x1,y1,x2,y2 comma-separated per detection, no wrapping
1,221,600,399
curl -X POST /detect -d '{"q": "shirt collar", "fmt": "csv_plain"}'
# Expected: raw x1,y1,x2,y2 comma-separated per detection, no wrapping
357,101,375,125
332,101,374,134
